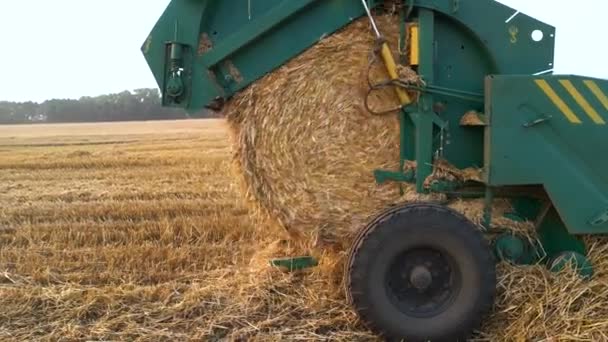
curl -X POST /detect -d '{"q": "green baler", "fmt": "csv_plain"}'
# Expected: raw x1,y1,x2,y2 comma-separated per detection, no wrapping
143,1,608,340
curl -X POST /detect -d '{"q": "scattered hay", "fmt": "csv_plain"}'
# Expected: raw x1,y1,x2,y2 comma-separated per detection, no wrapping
480,237,608,341
460,110,487,126
225,16,416,248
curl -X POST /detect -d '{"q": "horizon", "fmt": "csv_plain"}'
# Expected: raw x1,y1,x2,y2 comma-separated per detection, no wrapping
1,0,606,103
0,87,161,104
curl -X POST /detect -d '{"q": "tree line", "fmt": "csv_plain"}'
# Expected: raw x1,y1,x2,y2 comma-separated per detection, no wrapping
0,88,208,124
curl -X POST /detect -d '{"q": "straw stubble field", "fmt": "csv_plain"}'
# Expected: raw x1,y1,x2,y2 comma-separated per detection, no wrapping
0,119,393,341
1,119,608,341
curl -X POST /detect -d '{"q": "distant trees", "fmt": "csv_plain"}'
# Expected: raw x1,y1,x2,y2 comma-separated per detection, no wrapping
0,88,207,124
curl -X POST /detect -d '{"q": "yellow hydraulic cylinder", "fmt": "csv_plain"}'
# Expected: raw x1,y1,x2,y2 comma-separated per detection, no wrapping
360,0,413,107
380,42,413,106
408,23,420,66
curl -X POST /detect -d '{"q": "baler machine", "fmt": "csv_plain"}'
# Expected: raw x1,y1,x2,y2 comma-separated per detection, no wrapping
142,0,608,340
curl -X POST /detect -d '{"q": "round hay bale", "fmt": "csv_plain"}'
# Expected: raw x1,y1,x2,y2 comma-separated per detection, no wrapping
223,15,520,247
225,16,416,246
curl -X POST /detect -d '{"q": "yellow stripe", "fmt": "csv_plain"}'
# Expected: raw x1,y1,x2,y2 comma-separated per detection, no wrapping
560,80,606,125
584,80,608,111
535,80,582,124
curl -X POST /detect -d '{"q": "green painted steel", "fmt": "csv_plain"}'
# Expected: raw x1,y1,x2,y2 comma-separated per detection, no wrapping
142,0,370,112
537,206,587,258
270,256,319,272
371,0,555,190
549,251,593,279
486,75,608,235
509,197,543,223
412,8,435,192
143,0,554,112
494,234,538,265
409,0,555,171
489,197,590,273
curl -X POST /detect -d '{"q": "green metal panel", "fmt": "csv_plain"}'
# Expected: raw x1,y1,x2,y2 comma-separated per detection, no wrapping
142,1,211,108
270,256,319,272
142,0,369,112
375,0,557,190
486,75,608,234
412,0,556,171
413,0,555,74
537,206,586,258
549,251,593,279
494,233,538,265
412,8,435,192
143,1,555,115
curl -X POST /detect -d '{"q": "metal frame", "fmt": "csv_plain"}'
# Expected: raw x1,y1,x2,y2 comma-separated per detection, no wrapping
143,0,607,273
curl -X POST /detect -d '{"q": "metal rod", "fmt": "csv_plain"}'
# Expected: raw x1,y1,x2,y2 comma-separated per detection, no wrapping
360,0,381,38
483,187,494,230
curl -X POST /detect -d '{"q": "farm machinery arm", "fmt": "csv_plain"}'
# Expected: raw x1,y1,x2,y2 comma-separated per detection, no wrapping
143,1,608,340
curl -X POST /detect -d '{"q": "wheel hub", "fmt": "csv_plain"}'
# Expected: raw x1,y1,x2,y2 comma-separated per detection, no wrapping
387,247,461,318
410,265,432,290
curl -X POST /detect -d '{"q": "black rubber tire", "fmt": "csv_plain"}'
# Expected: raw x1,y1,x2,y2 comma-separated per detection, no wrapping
345,203,496,342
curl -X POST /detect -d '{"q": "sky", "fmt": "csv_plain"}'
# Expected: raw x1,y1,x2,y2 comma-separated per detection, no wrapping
0,0,606,103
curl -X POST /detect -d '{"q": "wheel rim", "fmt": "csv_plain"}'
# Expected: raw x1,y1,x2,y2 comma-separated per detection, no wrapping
385,247,462,318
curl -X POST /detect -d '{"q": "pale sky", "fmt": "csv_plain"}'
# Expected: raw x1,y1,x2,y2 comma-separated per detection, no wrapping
0,0,606,103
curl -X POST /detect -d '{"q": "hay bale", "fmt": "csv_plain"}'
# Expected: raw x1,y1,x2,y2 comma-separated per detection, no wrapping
223,14,530,246
224,16,428,246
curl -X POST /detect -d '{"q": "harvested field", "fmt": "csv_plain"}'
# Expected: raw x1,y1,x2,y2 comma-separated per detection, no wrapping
1,119,608,341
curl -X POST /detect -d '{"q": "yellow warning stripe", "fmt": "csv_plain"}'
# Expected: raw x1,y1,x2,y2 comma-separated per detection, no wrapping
535,80,582,124
560,80,606,125
584,80,608,111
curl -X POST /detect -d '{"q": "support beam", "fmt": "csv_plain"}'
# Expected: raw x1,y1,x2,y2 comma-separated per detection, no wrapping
414,8,435,192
